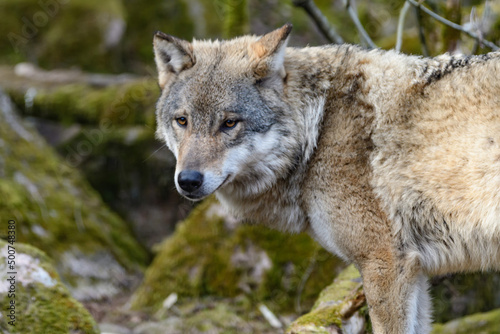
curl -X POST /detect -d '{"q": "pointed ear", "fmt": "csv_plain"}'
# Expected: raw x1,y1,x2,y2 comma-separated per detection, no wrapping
250,23,292,79
153,31,195,89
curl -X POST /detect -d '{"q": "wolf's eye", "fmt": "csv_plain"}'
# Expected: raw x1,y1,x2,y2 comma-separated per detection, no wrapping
223,119,238,128
176,117,187,127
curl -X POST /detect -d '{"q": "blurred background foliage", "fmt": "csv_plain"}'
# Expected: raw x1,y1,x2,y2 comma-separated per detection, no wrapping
1,0,499,74
0,0,500,333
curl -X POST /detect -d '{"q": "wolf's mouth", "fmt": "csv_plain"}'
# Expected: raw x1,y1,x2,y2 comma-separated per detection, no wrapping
215,174,232,192
183,174,232,201
184,194,204,201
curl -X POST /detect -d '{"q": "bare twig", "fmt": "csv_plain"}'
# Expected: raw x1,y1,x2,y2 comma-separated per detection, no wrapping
470,7,481,54
407,0,499,51
292,0,344,44
396,1,411,51
414,4,430,56
345,0,377,49
470,3,491,54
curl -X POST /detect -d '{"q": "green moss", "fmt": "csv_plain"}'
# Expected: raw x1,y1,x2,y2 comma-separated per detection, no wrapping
290,310,342,332
131,199,231,310
311,265,361,308
3,74,170,240
131,198,344,314
8,78,159,127
184,303,249,333
41,0,125,72
0,91,148,281
0,0,125,72
223,0,249,39
289,265,500,334
432,308,500,334
287,265,364,333
0,240,99,334
238,224,342,311
122,0,195,71
195,0,231,38
143,296,277,333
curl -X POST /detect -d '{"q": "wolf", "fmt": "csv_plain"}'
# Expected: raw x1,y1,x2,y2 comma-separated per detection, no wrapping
152,23,500,333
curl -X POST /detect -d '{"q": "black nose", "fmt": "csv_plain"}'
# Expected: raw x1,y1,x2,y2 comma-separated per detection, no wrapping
178,170,204,193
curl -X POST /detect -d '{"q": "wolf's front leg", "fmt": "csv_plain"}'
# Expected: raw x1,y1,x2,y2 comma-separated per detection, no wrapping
360,258,432,334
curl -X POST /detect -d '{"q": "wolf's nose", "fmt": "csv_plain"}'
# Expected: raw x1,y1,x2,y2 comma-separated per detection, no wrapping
178,170,204,193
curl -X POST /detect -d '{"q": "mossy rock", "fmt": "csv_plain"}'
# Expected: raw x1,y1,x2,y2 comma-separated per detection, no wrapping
287,265,370,334
284,265,500,334
0,88,148,300
131,198,345,315
0,239,99,334
0,0,126,72
432,308,500,334
56,123,184,249
0,65,185,249
5,73,159,127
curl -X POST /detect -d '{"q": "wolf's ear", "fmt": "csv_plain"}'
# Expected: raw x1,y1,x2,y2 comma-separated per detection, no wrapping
153,31,195,89
250,23,292,79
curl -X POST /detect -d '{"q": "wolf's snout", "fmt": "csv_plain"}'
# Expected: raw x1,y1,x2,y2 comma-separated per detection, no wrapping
178,170,204,193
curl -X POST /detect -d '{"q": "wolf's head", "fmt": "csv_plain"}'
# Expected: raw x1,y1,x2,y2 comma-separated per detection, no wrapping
154,24,301,201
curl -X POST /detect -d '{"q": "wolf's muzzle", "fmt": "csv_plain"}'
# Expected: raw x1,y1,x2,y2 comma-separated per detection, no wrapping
178,170,204,193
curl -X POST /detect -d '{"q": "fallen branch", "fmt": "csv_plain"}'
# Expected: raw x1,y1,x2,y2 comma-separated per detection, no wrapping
292,0,344,44
14,62,139,86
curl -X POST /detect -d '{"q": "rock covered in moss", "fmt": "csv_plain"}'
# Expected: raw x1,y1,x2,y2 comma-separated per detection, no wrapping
3,64,158,127
0,88,148,300
286,265,500,334
432,308,500,334
1,64,185,248
0,239,99,333
131,198,344,315
287,265,369,334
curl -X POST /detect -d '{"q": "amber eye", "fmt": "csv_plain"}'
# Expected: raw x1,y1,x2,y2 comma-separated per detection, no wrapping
224,119,238,128
176,117,187,127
